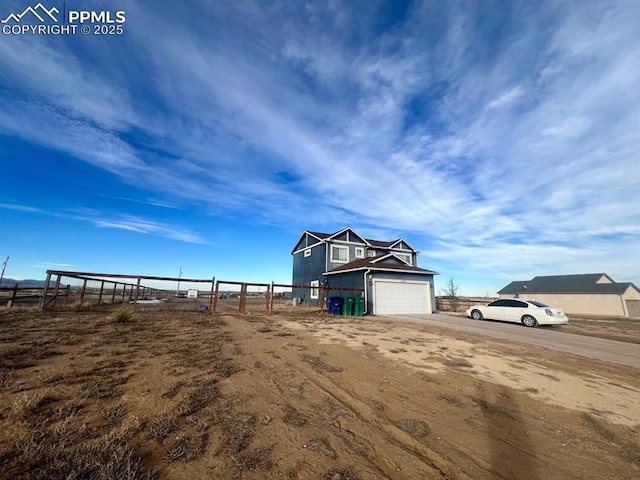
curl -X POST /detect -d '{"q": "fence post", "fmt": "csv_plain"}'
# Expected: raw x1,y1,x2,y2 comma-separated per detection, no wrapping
80,278,87,304
133,277,141,308
8,284,18,308
111,283,117,304
209,277,216,314
239,283,247,313
212,281,219,313
320,287,325,312
98,280,105,304
38,272,52,310
64,285,70,305
265,283,271,313
122,283,126,300
269,281,275,314
51,274,61,309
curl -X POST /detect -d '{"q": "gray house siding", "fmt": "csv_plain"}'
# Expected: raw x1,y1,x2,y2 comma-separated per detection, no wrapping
325,271,364,306
326,242,367,272
292,245,326,305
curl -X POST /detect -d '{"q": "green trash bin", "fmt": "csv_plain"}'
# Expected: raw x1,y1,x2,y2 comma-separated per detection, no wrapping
342,296,354,316
353,296,364,317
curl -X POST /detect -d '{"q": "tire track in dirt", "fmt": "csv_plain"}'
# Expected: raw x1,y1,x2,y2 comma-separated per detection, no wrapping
229,315,482,479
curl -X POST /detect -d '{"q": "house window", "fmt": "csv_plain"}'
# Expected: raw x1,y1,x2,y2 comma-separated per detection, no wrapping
310,280,319,299
355,247,364,258
304,249,311,257
367,250,376,257
331,245,348,263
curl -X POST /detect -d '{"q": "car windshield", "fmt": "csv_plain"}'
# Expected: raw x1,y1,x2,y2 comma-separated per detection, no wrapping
527,300,550,308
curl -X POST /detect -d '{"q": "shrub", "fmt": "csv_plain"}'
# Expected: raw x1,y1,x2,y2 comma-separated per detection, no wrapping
113,306,134,323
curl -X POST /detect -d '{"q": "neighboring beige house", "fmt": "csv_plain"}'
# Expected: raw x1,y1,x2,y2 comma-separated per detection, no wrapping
498,273,640,318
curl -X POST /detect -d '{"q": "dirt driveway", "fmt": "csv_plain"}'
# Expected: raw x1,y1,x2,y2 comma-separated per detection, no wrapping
384,313,640,368
0,307,639,479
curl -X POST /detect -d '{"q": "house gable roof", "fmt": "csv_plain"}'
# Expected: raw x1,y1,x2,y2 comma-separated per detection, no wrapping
324,256,438,276
498,273,637,295
388,239,417,252
371,253,411,266
326,227,367,244
292,228,418,253
290,231,326,254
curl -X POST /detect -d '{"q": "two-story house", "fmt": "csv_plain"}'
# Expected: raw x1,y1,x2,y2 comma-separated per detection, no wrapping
291,227,438,315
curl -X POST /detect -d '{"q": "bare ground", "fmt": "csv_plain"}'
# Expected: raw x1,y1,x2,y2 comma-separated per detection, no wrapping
0,307,638,480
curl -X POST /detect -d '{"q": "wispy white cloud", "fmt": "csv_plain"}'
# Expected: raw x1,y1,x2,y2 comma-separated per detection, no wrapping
1,0,638,288
0,203,44,214
32,263,73,268
90,216,207,244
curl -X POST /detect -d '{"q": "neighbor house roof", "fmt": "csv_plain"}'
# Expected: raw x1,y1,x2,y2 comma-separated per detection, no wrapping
324,256,439,276
498,273,636,295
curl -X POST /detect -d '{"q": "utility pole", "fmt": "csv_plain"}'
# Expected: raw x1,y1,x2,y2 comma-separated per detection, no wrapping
0,256,8,287
176,267,183,296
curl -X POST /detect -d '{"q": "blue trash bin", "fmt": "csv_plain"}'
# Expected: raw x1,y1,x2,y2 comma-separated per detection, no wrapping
328,297,343,315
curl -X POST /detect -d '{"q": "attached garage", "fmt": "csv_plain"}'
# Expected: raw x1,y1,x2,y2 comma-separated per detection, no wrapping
373,279,431,315
323,255,438,315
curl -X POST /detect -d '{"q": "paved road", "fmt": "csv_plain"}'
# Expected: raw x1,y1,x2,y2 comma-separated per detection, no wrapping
383,313,640,369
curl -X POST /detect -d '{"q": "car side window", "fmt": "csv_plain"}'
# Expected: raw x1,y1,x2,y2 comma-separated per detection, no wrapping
488,300,509,307
505,300,527,308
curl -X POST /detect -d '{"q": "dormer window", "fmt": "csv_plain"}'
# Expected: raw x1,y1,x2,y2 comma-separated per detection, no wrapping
367,250,376,257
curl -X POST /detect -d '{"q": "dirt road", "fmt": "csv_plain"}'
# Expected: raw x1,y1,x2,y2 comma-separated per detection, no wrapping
390,313,640,368
1,308,639,479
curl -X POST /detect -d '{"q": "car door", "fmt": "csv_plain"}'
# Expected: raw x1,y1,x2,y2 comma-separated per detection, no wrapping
504,299,529,323
485,299,510,320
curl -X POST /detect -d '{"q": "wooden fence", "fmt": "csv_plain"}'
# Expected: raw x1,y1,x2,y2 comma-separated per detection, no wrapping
436,296,497,312
212,280,363,314
0,284,63,308
0,270,363,316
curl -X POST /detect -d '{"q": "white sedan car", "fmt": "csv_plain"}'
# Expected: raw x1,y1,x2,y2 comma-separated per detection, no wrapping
465,299,568,327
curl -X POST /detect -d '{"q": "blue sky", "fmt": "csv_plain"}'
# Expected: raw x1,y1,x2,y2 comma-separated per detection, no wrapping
0,0,638,296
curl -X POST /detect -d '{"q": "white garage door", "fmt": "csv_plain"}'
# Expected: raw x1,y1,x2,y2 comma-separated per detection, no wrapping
373,279,431,315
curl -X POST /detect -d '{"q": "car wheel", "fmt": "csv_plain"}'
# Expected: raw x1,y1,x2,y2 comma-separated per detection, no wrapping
521,315,538,327
471,310,483,321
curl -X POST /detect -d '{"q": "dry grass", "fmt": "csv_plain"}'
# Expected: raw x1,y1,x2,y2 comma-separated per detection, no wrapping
175,379,219,417
113,306,135,323
582,413,640,464
435,393,463,406
307,437,336,459
324,467,359,479
443,357,474,369
0,310,250,479
395,418,431,439
2,429,158,480
165,432,209,463
470,397,515,419
1,307,638,479
301,354,343,373
148,415,178,442
282,404,308,427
